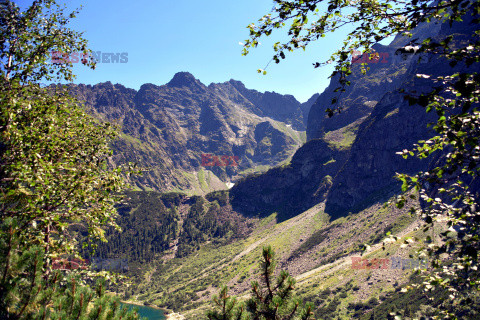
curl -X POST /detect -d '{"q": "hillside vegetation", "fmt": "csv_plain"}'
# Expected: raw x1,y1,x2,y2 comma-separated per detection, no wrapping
111,192,443,319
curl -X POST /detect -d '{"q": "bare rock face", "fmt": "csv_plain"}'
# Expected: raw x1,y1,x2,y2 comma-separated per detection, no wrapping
167,71,206,92
67,73,318,193
215,79,306,131
324,90,437,218
230,22,436,220
325,13,480,218
231,14,480,220
306,42,412,141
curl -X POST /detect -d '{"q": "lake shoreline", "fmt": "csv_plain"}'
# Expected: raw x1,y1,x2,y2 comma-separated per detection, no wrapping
121,300,184,320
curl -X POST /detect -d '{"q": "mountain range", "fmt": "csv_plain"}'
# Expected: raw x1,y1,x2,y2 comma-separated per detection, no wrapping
67,75,318,194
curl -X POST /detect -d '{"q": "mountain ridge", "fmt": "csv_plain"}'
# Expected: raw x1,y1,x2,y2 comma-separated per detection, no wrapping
66,73,318,194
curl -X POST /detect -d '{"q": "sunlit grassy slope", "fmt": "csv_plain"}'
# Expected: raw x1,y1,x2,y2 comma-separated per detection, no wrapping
121,193,439,319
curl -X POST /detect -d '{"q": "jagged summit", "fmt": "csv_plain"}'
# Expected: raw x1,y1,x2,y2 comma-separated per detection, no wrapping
227,79,246,88
138,83,159,90
167,71,204,89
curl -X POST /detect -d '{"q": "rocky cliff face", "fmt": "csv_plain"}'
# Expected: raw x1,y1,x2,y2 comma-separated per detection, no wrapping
324,14,480,217
211,79,307,131
231,15,478,220
324,90,438,218
68,74,318,193
300,93,319,127
230,23,433,219
306,15,443,141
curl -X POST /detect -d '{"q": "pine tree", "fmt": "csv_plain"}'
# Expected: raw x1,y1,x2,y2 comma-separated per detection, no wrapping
206,246,314,320
246,246,314,320
0,241,143,320
206,286,247,320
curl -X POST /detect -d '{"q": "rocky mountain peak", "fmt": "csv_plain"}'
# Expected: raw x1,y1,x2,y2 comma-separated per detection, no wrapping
227,79,246,89
167,71,204,89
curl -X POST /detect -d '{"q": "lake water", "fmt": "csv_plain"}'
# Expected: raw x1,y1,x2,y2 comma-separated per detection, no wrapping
121,302,166,320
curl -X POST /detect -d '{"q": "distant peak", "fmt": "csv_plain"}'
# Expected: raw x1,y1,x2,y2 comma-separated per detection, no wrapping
167,72,202,88
139,83,160,91
228,79,245,88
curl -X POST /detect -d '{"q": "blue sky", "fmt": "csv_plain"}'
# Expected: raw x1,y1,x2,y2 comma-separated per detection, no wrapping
15,0,355,102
